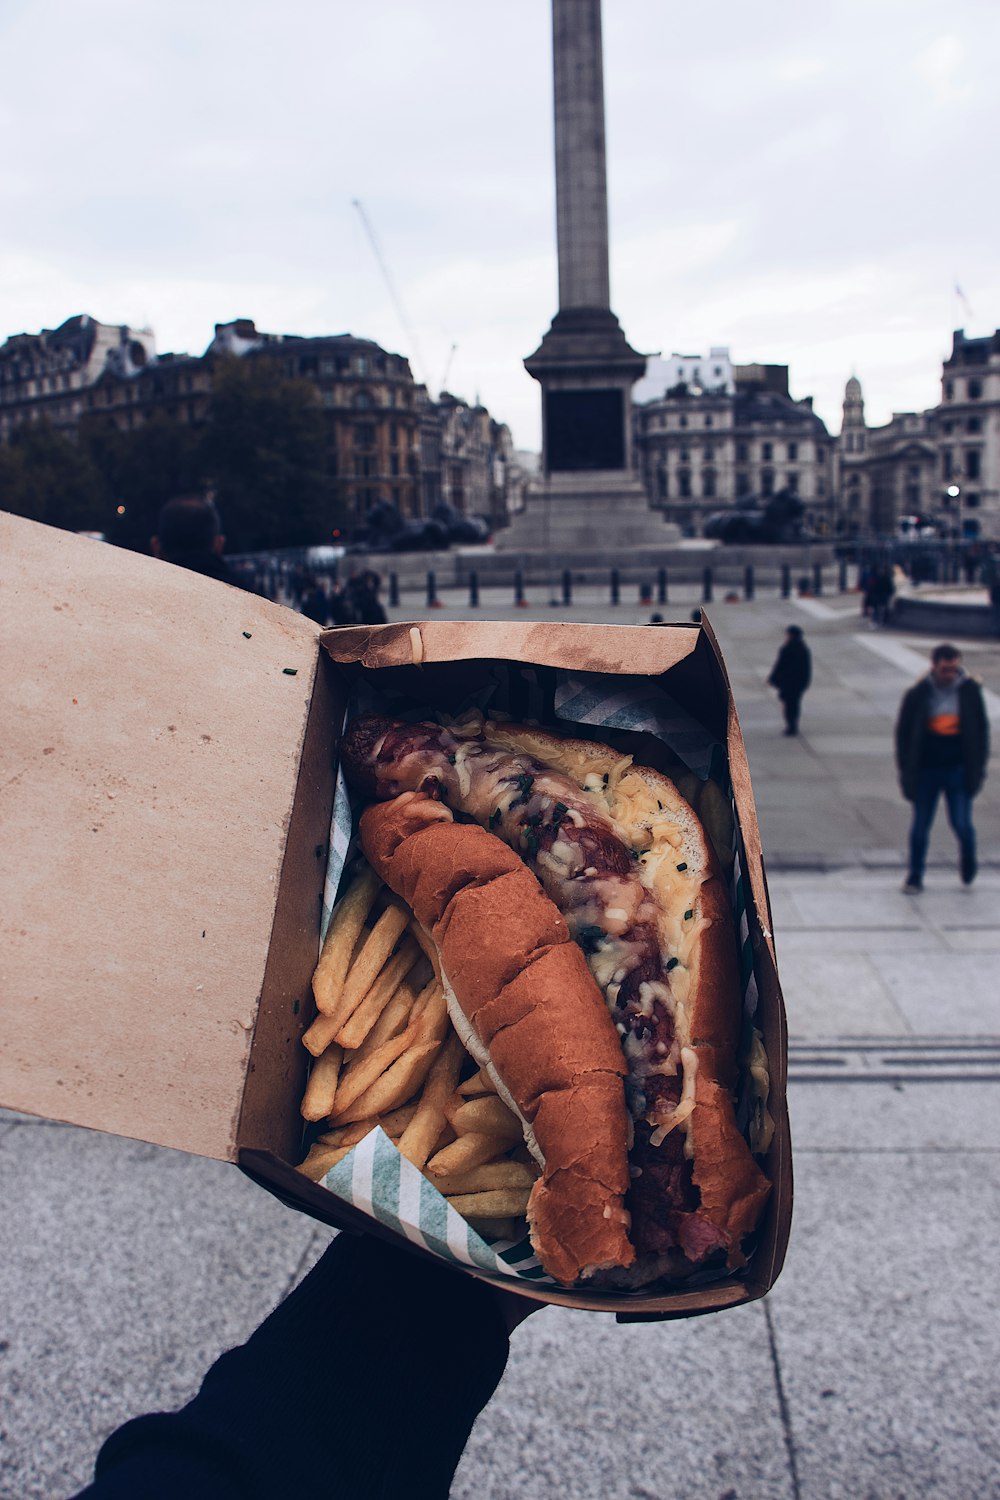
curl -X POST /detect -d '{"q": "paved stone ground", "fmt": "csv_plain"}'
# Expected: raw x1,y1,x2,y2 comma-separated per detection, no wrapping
3,583,998,1499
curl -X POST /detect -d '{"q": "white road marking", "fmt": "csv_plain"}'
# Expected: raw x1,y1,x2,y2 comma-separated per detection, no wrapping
792,596,839,621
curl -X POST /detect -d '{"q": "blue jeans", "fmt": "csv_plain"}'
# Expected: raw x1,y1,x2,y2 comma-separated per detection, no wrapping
908,766,976,883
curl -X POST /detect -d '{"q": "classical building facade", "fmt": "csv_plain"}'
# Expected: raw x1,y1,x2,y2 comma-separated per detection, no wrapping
0,315,157,443
632,358,835,535
832,330,1000,541
937,328,1000,539
0,314,519,534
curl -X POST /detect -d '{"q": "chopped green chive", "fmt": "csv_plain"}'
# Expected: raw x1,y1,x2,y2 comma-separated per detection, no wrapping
676,862,688,871
666,956,679,971
577,924,605,954
282,667,298,676
684,909,693,920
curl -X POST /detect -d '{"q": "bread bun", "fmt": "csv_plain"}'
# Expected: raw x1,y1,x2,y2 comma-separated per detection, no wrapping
358,792,635,1285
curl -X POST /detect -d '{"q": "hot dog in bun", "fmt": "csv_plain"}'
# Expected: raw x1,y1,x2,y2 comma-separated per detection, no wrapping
342,712,770,1287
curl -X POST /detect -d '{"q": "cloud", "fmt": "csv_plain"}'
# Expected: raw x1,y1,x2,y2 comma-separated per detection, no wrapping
914,35,971,104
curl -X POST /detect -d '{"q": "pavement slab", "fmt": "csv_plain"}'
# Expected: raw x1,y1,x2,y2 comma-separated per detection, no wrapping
4,587,1000,1499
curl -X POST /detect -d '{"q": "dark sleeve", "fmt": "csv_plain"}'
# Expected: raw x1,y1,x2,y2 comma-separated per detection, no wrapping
895,687,914,776
72,1233,510,1500
968,684,990,792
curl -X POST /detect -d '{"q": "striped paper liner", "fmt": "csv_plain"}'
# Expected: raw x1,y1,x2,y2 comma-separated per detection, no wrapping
312,668,759,1287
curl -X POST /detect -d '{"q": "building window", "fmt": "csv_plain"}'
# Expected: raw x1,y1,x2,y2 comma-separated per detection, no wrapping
762,442,773,462
944,381,954,401
787,471,799,494
965,492,981,508
761,469,775,496
787,441,798,461
967,417,982,433
657,468,668,499
942,450,954,478
736,471,750,497
736,441,749,462
356,355,368,375
703,443,715,461
354,390,374,409
942,420,954,434
678,469,691,497
679,414,688,428
355,423,375,447
702,468,716,498
705,414,714,427
966,449,981,480
845,433,854,453
968,379,982,399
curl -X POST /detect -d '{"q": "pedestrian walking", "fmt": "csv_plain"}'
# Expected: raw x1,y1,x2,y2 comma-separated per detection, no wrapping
869,566,895,626
895,642,990,893
767,624,812,736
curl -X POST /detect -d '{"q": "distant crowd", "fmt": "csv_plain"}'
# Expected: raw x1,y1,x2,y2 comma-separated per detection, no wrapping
233,558,388,626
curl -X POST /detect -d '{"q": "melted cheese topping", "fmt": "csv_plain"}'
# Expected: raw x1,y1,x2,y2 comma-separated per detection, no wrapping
485,724,707,1045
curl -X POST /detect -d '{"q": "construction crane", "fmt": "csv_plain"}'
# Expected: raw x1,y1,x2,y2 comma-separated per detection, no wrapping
352,198,431,391
439,342,458,396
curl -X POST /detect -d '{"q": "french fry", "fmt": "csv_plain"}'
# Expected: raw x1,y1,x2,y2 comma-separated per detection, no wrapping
397,1032,466,1170
409,919,441,979
426,1131,509,1178
316,899,410,1041
352,979,419,1062
312,866,381,1016
457,1068,497,1097
302,928,370,1056
330,1023,420,1121
316,1102,418,1150
414,981,449,1044
428,1159,538,1196
448,1095,523,1144
297,1141,356,1181
465,1216,521,1241
335,935,421,1051
444,1187,533,1218
300,1043,344,1122
335,1040,440,1125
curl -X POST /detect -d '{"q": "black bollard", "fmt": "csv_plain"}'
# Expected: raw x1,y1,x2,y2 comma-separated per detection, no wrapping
562,569,572,607
744,564,754,601
839,559,848,592
702,566,713,603
640,581,652,605
657,567,668,604
426,570,438,608
813,561,823,596
389,571,400,608
610,569,620,605
781,563,791,599
514,570,526,607
469,571,479,608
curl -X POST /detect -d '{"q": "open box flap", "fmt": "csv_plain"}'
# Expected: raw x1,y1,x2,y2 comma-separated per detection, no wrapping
0,514,325,1161
321,618,701,675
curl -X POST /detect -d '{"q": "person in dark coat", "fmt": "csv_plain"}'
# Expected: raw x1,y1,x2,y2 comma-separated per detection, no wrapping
151,495,238,585
768,624,812,735
347,569,388,625
895,642,990,892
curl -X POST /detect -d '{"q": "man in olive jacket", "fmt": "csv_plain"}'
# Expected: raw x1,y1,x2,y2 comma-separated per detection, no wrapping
895,643,989,893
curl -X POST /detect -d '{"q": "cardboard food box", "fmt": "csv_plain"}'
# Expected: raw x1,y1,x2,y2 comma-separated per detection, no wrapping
1,511,790,1320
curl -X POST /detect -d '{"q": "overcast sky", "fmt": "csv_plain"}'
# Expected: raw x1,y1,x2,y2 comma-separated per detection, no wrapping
2,0,998,452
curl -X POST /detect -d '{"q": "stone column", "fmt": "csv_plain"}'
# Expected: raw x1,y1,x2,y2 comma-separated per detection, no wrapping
553,0,610,312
